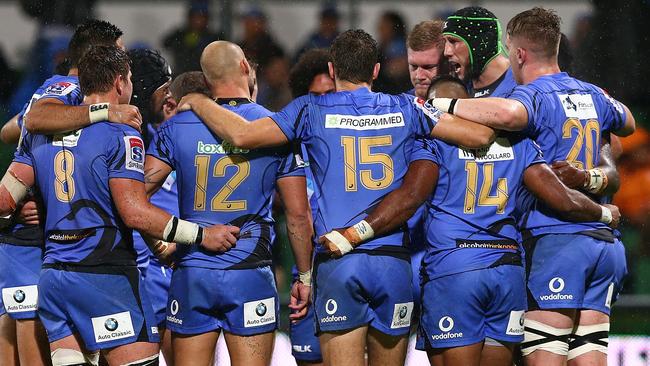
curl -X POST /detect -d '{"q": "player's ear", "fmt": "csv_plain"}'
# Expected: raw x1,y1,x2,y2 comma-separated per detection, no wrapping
516,47,526,66
115,74,124,96
241,59,250,77
372,63,381,81
328,62,335,80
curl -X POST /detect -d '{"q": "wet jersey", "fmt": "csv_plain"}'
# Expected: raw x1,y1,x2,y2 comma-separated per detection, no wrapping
422,135,544,280
13,123,145,266
1,75,83,248
270,87,439,255
147,99,304,270
507,72,627,237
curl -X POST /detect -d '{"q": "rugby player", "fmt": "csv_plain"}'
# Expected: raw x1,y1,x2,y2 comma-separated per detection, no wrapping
286,48,334,366
0,44,238,366
430,8,635,366
144,41,313,366
0,19,134,366
320,75,621,366
407,20,448,99
177,30,495,366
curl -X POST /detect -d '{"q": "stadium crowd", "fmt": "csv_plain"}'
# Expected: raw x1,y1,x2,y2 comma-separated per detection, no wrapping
0,2,644,366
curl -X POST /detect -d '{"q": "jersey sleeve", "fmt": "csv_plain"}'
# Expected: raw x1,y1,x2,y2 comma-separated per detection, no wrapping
506,85,541,136
146,122,176,168
521,137,546,169
107,131,145,182
595,89,627,132
276,143,307,179
12,134,33,167
408,137,441,165
40,80,83,106
269,95,311,141
407,96,440,136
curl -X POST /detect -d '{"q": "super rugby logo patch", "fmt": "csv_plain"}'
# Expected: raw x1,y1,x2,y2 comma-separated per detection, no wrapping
43,81,77,96
124,136,144,173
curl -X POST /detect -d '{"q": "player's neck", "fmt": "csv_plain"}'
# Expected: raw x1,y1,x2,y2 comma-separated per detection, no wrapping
84,92,119,106
472,55,509,89
522,61,561,84
335,79,371,92
211,79,251,100
67,67,78,76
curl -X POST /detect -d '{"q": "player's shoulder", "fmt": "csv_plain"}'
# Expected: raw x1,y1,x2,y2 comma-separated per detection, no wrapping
238,101,274,119
39,74,80,95
165,109,202,125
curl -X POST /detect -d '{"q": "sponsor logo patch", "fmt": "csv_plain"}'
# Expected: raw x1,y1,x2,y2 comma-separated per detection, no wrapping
44,81,77,96
1,285,38,313
506,310,525,335
52,129,82,147
167,299,183,325
557,94,598,119
292,345,313,353
539,277,574,301
244,297,276,328
124,136,145,173
455,239,518,250
196,140,249,154
458,137,514,162
413,97,443,120
91,311,135,343
431,316,463,341
324,113,405,130
320,299,348,323
390,302,414,329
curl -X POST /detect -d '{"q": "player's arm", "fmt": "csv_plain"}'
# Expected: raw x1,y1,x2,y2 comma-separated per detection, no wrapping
25,98,143,134
523,163,620,227
110,178,240,253
431,113,496,148
551,138,620,197
143,155,173,198
277,176,314,320
613,103,635,137
431,97,528,131
179,93,287,149
320,159,438,257
0,114,20,144
0,162,35,216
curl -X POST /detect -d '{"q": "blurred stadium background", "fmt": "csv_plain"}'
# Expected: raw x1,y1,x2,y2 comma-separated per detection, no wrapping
0,0,648,364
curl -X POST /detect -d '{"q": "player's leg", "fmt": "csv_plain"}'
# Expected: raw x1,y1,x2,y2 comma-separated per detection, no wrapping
143,261,173,365
320,326,368,366
427,342,482,366
172,331,219,366
567,310,608,366
223,330,275,366
290,294,323,366
50,333,100,366
102,342,159,365
0,313,19,366
367,326,409,366
522,309,575,366
161,328,173,365
16,318,51,365
480,339,516,366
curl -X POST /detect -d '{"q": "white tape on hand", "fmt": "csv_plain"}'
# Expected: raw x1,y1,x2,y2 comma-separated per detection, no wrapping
323,230,354,256
89,103,109,123
298,270,312,286
599,206,612,224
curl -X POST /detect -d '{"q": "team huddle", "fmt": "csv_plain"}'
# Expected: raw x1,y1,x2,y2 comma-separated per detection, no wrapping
0,5,636,366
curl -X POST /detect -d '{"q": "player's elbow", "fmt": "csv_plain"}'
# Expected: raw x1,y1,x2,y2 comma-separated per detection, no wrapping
497,103,527,131
23,111,42,134
464,127,496,148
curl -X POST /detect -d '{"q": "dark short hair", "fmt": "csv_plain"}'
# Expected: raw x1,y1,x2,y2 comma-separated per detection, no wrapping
329,29,379,84
288,49,330,98
169,71,210,100
78,45,130,96
507,7,561,58
68,19,123,67
407,20,445,52
427,75,469,99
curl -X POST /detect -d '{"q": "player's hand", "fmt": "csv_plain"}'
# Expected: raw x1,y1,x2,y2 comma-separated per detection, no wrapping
152,240,176,267
177,93,211,112
551,160,588,189
288,281,311,322
16,199,40,225
108,104,143,132
604,204,621,228
318,228,348,258
200,225,240,252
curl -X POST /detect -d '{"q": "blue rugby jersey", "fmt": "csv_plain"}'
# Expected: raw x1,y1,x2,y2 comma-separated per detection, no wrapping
506,72,627,237
13,122,145,266
270,87,440,255
147,99,304,269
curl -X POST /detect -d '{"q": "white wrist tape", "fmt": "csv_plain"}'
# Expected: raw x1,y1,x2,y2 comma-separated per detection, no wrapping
324,230,354,255
428,98,458,114
1,171,29,208
89,103,109,123
352,220,374,242
585,168,608,194
298,270,312,286
163,216,203,245
599,206,613,224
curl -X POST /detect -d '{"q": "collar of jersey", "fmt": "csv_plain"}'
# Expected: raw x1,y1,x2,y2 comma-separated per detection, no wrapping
214,97,253,106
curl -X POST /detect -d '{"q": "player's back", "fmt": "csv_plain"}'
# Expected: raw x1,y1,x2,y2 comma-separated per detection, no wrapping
149,100,303,269
271,88,437,255
423,134,544,279
507,72,627,236
18,122,144,266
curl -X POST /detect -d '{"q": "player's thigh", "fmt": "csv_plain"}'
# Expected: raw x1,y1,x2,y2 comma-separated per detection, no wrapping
426,342,483,366
172,331,219,366
223,330,275,366
290,304,322,364
522,309,576,366
15,318,50,365
102,341,159,366
160,327,174,366
367,326,409,366
319,326,367,366
484,265,526,345
480,341,516,366
567,310,609,366
0,313,18,366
